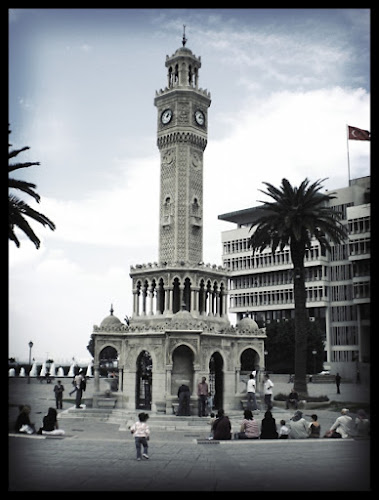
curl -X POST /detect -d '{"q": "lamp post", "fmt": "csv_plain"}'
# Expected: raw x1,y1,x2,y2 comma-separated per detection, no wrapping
312,350,317,377
264,350,268,373
28,341,33,384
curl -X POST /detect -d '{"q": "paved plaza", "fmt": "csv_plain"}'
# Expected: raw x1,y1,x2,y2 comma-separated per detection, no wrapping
8,376,371,491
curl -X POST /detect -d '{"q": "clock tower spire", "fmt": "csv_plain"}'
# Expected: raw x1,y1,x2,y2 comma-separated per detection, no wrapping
154,40,211,265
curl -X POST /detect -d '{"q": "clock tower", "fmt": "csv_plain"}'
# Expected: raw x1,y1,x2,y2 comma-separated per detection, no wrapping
154,34,211,265
92,34,267,415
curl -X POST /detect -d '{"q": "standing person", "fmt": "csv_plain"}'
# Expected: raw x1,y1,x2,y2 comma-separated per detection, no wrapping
288,410,309,439
260,410,278,439
53,380,65,409
325,408,353,438
308,414,321,438
335,372,341,394
38,407,65,436
234,409,260,439
246,373,258,411
74,370,86,409
130,412,150,460
177,383,191,416
278,419,290,439
197,376,209,417
212,409,231,440
263,373,274,411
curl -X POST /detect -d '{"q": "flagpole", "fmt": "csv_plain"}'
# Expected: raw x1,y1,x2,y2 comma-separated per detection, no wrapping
346,124,351,187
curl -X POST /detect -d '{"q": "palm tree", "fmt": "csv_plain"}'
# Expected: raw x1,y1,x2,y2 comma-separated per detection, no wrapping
249,178,347,395
9,130,55,248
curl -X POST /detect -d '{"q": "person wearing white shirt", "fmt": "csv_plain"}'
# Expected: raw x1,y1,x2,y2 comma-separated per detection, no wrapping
264,374,274,411
327,408,353,438
246,373,258,411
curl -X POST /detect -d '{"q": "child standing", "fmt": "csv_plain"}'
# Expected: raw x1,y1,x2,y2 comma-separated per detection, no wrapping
130,412,150,460
278,419,289,439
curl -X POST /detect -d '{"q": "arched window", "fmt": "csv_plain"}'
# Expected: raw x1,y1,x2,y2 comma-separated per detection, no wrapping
157,278,165,314
183,277,191,311
173,277,180,314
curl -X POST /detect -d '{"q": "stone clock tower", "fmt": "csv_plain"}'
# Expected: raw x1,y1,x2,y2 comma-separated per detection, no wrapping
154,36,211,266
92,35,267,414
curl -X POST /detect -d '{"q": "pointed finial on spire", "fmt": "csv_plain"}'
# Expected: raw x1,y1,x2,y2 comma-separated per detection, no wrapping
110,303,114,316
182,24,187,47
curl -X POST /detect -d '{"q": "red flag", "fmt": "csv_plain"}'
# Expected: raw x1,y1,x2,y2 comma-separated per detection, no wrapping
348,126,370,141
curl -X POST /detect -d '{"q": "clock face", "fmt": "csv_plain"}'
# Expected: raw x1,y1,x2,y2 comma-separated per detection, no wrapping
195,110,205,126
161,109,173,125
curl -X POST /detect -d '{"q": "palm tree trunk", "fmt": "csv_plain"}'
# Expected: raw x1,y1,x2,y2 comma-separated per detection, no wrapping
291,245,308,397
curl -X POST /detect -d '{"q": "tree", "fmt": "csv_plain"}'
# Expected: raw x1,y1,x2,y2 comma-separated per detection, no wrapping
249,178,347,395
9,129,56,248
264,319,325,374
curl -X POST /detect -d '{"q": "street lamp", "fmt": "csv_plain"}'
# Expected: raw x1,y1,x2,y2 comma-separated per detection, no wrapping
264,350,268,373
28,341,33,384
312,350,317,377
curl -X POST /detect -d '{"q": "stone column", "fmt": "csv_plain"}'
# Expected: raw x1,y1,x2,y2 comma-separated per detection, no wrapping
235,367,240,394
165,364,173,413
149,288,154,315
191,287,199,315
133,290,140,317
94,363,100,392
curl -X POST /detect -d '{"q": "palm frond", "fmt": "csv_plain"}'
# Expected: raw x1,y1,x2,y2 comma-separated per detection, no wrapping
249,178,348,256
8,146,30,159
9,195,56,248
9,161,40,173
9,178,40,203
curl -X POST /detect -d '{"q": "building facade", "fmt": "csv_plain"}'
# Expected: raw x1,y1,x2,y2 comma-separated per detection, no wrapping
92,39,266,413
218,176,370,381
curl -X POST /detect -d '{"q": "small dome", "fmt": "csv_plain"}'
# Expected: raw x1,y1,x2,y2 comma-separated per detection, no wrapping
100,305,123,328
237,316,259,332
173,309,193,320
174,46,193,56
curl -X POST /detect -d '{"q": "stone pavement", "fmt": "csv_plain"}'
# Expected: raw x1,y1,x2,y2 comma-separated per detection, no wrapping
8,377,371,491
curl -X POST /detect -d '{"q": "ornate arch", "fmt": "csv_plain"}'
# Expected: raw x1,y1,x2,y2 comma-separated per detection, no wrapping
168,339,198,365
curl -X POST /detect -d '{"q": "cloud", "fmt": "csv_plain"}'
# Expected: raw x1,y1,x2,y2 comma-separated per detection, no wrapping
9,242,133,363
37,154,159,251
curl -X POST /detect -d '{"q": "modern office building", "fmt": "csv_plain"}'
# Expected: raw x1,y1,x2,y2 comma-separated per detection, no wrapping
218,176,370,381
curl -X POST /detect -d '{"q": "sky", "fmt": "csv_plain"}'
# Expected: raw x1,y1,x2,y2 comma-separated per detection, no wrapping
9,8,370,364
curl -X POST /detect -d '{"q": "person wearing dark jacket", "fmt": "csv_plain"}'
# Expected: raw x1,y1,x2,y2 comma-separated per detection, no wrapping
15,405,36,434
177,384,191,416
260,410,278,439
212,409,231,440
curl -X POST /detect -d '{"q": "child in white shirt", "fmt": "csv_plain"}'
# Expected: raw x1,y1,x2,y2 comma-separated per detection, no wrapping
278,419,290,439
130,412,150,460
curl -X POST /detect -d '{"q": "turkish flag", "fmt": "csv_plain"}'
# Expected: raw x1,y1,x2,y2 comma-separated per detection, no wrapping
348,126,370,141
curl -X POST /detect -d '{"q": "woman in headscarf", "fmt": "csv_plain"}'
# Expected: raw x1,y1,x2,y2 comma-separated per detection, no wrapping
288,410,309,439
260,410,278,439
212,409,232,440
